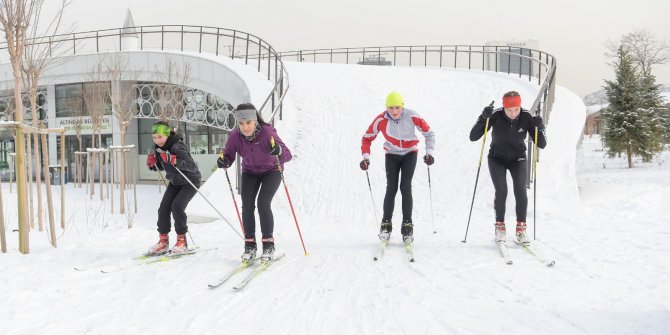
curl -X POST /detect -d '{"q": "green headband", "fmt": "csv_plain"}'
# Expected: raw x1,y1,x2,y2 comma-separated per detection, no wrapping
152,124,171,136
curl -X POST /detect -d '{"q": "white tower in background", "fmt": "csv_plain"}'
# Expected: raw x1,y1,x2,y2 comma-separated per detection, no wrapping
121,9,139,50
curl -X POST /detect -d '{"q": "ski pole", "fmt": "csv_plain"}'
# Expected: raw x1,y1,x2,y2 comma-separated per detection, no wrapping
462,101,494,243
533,122,539,240
220,151,246,236
364,169,379,225
155,169,168,187
156,148,243,240
427,165,436,234
271,137,308,256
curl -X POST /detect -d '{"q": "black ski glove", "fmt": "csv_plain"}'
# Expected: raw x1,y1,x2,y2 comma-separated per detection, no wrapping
269,143,282,156
532,115,544,128
217,156,232,169
360,159,370,170
480,105,494,119
423,154,434,165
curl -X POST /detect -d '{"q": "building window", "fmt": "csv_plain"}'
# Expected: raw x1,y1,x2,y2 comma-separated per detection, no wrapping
56,83,112,118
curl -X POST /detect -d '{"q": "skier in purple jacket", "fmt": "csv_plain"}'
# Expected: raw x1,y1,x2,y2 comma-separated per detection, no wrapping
217,103,292,261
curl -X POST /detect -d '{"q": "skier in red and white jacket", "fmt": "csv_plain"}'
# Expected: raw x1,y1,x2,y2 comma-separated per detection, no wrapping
360,92,435,244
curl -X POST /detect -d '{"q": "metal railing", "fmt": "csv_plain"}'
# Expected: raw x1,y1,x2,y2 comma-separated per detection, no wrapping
0,25,290,123
279,45,557,185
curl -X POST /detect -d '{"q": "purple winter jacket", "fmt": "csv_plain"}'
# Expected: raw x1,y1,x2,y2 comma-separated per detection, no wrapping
223,124,292,174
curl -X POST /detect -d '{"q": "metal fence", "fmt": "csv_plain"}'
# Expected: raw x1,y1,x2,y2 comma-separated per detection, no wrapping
0,25,289,123
280,45,557,185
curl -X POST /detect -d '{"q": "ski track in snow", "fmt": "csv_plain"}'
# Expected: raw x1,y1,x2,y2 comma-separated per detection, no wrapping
1,62,669,334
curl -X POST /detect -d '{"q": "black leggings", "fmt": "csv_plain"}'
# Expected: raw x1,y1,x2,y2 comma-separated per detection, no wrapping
157,182,199,235
488,157,528,222
383,152,417,222
241,171,282,240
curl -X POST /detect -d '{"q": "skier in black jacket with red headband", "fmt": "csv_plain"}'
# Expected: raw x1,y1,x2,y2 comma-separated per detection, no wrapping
469,91,546,244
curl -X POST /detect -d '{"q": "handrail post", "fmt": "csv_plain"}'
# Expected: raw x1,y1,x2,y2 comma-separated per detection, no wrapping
231,30,236,58
439,45,442,67
199,26,203,53
245,34,250,65
181,25,184,52
258,38,262,72
454,45,457,68
468,45,472,69
424,45,427,67
215,28,220,56
507,47,512,74
393,46,397,66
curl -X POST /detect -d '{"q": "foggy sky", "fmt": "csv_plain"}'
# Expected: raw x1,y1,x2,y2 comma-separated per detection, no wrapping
54,0,670,97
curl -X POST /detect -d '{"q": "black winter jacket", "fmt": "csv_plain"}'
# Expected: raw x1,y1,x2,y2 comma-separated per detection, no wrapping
154,132,201,186
469,108,547,161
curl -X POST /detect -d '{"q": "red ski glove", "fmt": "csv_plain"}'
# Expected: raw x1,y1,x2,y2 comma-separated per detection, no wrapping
146,154,158,170
160,151,177,165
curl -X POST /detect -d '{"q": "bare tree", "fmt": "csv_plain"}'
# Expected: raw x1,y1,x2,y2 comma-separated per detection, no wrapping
82,62,110,200
106,54,139,214
83,62,108,149
67,92,84,188
621,30,670,76
153,58,192,130
606,30,670,75
0,0,39,253
21,0,70,232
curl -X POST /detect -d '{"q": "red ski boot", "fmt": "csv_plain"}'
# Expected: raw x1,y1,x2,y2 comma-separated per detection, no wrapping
147,233,169,256
171,234,188,254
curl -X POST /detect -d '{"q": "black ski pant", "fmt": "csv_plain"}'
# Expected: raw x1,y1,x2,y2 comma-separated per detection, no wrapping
383,152,417,222
241,171,282,240
488,157,528,223
157,182,199,235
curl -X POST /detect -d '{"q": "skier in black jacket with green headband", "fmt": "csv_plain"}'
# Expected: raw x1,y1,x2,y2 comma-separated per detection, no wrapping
469,91,546,245
145,121,202,255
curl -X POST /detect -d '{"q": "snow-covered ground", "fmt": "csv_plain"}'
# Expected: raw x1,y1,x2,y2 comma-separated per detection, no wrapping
1,62,669,334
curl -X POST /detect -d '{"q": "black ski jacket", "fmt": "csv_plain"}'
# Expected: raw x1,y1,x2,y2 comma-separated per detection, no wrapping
469,108,547,161
154,132,202,186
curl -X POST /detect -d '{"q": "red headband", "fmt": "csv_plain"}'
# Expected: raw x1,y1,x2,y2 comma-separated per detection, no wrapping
502,96,521,108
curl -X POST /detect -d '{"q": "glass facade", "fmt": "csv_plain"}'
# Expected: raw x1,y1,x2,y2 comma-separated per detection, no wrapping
55,83,112,118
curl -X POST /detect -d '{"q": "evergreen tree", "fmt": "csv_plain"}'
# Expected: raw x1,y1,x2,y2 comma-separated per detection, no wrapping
602,47,662,167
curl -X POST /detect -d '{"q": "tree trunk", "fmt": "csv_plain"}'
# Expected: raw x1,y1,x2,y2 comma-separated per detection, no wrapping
13,74,30,254
0,175,6,253
627,143,633,168
41,131,57,247
25,131,35,229
32,99,44,231
60,132,65,229
33,131,44,232
120,136,126,214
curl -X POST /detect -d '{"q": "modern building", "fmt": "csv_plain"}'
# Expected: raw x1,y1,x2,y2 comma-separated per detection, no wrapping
485,39,540,77
0,10,286,183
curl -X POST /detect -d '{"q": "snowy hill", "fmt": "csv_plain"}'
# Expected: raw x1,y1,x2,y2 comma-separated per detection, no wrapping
2,63,669,334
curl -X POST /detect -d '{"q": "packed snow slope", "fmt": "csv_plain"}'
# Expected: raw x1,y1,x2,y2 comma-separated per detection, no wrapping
2,62,668,335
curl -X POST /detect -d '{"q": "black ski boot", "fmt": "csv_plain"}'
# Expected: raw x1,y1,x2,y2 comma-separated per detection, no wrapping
241,238,257,262
261,237,275,262
378,219,392,242
401,219,414,244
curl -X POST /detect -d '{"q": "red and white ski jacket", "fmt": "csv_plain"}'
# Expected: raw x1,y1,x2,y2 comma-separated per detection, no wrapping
361,108,435,158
